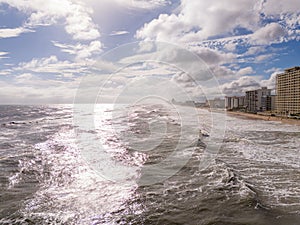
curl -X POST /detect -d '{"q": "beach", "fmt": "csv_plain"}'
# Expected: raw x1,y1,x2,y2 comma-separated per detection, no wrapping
227,111,300,126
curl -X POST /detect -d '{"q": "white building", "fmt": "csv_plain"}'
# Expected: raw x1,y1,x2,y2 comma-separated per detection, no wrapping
225,96,245,110
245,87,272,113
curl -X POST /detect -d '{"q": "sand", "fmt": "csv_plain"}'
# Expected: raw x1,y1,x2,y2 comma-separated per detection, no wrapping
226,111,300,126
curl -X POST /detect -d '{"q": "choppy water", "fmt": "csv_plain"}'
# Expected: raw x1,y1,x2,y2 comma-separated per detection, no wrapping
0,105,300,225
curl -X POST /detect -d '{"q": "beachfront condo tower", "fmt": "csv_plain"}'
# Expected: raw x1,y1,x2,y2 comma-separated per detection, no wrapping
276,67,300,115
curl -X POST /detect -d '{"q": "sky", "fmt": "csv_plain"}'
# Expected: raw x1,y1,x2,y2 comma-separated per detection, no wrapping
0,0,299,104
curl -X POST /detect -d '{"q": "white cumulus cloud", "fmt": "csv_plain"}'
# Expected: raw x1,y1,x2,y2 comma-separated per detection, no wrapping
250,23,287,45
16,55,89,77
136,0,261,42
262,0,300,15
115,0,170,9
1,0,101,41
237,67,254,76
0,27,34,38
53,41,102,60
222,76,261,96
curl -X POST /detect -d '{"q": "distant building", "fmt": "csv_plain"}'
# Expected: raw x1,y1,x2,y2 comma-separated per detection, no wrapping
185,100,195,106
194,102,206,108
225,96,245,110
271,95,276,111
225,97,232,109
207,98,225,109
238,96,245,108
276,67,300,114
233,97,239,109
245,87,272,113
171,98,206,108
225,96,232,109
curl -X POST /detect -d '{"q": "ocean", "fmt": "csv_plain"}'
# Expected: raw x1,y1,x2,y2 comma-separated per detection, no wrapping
0,104,300,225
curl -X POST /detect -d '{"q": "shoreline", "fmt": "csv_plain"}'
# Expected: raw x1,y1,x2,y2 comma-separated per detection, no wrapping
226,111,300,126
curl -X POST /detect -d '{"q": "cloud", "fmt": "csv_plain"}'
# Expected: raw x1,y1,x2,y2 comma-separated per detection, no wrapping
19,55,59,69
0,80,78,104
264,67,282,74
250,23,287,45
0,72,82,104
3,55,178,103
191,46,235,66
262,0,300,15
244,46,265,56
261,70,282,89
16,55,88,77
136,0,260,42
210,66,234,78
0,51,9,59
53,41,102,60
1,0,101,41
0,70,11,75
222,69,282,96
115,0,171,9
237,67,254,76
118,42,238,88
64,6,100,41
259,2,300,43
255,54,274,62
135,0,290,87
136,1,297,46
93,59,120,73
109,30,130,36
224,43,236,52
0,27,34,38
0,52,8,56
135,0,300,83
171,71,195,88
222,76,261,96
187,46,236,79
15,73,34,83
136,13,188,42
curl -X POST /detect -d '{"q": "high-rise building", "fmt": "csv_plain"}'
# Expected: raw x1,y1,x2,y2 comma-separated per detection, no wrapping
225,96,232,109
225,96,245,110
245,87,272,113
276,67,300,114
238,96,245,108
271,95,276,111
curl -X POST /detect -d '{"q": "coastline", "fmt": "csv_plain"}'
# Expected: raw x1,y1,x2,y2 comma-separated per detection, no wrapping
226,111,300,126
